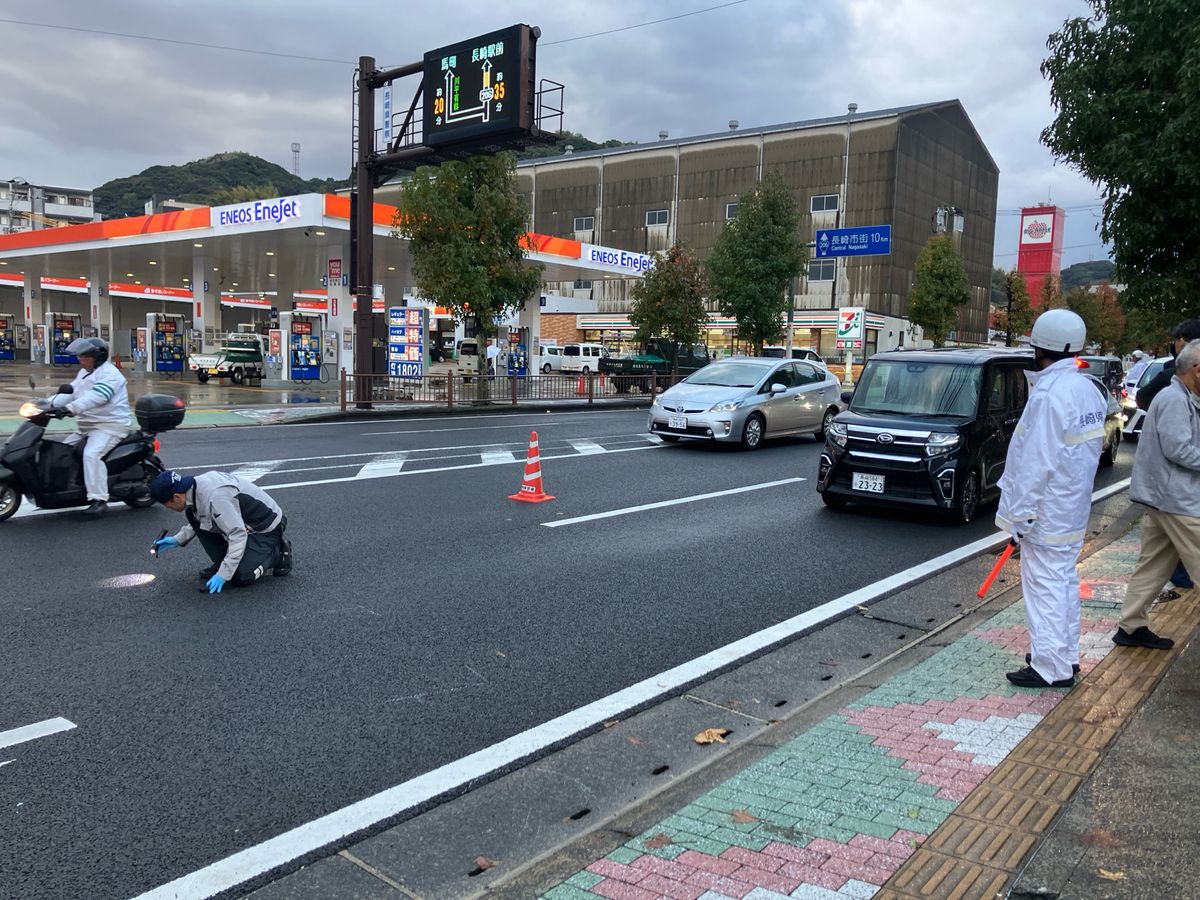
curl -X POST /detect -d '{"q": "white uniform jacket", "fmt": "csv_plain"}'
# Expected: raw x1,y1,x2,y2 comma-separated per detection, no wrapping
60,362,132,437
996,358,1106,545
172,471,284,581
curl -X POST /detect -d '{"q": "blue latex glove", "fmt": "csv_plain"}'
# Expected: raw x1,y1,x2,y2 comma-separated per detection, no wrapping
206,573,226,594
154,536,179,554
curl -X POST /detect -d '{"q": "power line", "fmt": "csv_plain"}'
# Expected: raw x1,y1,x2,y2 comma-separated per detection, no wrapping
542,1,751,45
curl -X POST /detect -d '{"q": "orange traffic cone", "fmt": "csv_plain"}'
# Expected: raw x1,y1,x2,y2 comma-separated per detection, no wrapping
509,431,555,503
113,353,122,370
576,373,586,396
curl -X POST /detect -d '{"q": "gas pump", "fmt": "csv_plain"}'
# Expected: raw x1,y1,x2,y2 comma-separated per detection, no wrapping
147,313,187,372
0,313,15,361
47,313,83,365
290,314,322,380
506,342,528,377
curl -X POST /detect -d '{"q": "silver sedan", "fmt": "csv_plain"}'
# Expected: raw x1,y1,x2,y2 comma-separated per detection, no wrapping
648,357,844,450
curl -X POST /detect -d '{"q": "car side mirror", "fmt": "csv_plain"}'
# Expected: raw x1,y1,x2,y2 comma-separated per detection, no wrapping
841,390,854,405
770,382,787,395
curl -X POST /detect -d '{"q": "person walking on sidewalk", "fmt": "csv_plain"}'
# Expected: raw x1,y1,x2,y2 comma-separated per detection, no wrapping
148,470,292,593
1113,339,1200,650
997,309,1107,689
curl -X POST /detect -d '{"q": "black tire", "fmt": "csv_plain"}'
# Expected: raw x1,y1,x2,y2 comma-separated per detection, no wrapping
740,413,765,450
817,406,837,439
659,434,681,443
0,482,21,522
821,490,847,509
231,368,245,385
196,371,210,384
954,470,981,524
542,363,551,374
1100,433,1118,468
582,366,590,375
123,462,161,509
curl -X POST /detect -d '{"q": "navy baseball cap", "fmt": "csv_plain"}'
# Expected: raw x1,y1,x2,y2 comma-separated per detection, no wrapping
150,470,194,503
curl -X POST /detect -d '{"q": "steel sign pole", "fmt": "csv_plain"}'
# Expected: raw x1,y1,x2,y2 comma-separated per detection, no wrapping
354,56,377,407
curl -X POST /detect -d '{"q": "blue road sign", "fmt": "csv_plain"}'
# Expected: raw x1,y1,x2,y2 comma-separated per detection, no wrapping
816,225,892,258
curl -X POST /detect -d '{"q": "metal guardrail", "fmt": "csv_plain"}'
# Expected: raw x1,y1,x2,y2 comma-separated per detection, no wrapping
338,370,689,411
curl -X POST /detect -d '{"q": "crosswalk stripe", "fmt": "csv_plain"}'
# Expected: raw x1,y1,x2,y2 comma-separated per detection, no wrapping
566,439,605,454
480,449,518,465
229,462,279,483
355,452,408,479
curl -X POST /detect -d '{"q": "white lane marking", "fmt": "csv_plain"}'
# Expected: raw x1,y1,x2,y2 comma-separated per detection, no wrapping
544,478,807,528
355,452,408,480
481,449,518,465
130,523,1039,900
567,439,605,455
228,462,278,484
0,717,77,751
356,409,636,434
0,759,13,768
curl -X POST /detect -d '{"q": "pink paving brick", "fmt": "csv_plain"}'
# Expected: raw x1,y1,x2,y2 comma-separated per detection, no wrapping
675,850,741,877
777,860,848,891
591,878,663,900
865,852,906,877
804,838,875,864
683,869,754,898
729,864,801,894
631,854,699,882
821,854,895,886
633,873,706,900
849,833,916,861
587,858,648,884
760,841,830,867
719,846,783,872
893,829,927,848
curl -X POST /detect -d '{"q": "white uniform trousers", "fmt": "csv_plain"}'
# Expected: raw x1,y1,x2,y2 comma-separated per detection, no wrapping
63,430,125,501
1020,539,1084,684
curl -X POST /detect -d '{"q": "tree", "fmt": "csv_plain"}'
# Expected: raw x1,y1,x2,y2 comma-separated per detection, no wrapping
392,153,543,397
706,175,807,354
907,234,970,347
1041,1,1200,320
1039,275,1063,310
993,270,1035,346
210,183,279,205
1059,284,1127,353
628,243,709,378
990,266,1009,307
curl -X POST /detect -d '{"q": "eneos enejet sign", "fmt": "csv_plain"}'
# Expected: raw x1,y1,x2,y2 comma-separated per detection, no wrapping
213,197,303,230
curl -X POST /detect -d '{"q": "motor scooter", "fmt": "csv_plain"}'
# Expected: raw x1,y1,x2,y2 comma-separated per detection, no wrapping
0,377,185,522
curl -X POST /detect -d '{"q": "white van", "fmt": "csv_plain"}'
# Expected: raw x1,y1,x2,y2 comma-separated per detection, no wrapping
539,344,564,373
560,342,608,374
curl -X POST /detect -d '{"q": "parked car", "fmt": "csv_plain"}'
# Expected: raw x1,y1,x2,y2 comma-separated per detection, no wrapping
1077,355,1123,397
560,342,609,374
817,348,1034,523
1083,373,1123,467
1120,355,1171,438
602,339,711,393
187,335,265,384
455,339,481,380
648,356,842,450
539,344,564,373
761,346,826,366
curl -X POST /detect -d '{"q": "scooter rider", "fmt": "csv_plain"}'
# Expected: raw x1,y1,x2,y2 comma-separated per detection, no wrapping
149,470,293,593
43,337,131,517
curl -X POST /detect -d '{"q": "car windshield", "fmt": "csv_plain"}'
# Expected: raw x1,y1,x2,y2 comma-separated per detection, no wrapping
685,360,766,387
852,360,982,417
1137,360,1166,388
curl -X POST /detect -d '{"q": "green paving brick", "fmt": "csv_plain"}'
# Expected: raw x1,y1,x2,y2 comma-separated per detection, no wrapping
567,871,606,889
542,884,598,900
833,814,902,841
606,847,641,865
659,813,718,837
706,825,772,851
634,839,687,860
694,807,760,832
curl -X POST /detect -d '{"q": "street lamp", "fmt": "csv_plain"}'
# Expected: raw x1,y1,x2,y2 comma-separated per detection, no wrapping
831,103,857,311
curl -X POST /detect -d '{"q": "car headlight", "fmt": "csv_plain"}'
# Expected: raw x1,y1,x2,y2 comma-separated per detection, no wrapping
829,421,848,447
709,399,742,412
1122,397,1138,411
652,394,663,407
925,432,961,456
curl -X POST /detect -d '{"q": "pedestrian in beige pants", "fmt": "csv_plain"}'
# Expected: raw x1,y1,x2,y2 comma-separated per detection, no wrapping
1115,339,1200,649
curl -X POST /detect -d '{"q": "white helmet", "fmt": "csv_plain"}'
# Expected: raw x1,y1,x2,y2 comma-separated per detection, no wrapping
1030,309,1086,354
1132,349,1145,359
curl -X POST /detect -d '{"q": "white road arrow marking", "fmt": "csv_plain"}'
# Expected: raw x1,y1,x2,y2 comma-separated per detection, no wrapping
0,717,77,751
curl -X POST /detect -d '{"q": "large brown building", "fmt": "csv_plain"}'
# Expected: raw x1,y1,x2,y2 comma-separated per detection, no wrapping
513,99,998,357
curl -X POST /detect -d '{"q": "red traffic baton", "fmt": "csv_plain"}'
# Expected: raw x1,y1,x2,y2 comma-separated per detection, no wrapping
977,543,1016,598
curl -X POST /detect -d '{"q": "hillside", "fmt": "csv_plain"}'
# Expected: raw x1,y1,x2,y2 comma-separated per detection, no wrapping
1060,259,1116,291
93,152,349,219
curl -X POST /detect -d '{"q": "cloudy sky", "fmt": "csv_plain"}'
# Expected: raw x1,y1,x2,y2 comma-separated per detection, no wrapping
0,0,1108,268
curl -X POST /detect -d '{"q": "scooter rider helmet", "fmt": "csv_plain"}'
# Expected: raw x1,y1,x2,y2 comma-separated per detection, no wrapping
1029,309,1087,355
1131,349,1145,359
66,337,110,365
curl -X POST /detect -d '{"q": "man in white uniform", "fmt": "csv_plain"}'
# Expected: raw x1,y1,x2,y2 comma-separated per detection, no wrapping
1123,349,1149,394
996,309,1107,688
45,337,131,517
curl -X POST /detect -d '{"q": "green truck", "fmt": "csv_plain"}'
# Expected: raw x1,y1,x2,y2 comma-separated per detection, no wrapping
187,335,266,384
600,339,711,393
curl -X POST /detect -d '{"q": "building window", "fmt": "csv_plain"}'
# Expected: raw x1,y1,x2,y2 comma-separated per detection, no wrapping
573,278,592,290
645,208,669,227
807,259,836,282
725,203,738,220
811,194,839,213
573,215,594,231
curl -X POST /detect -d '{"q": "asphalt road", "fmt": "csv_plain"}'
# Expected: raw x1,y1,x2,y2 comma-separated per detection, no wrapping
0,409,1134,899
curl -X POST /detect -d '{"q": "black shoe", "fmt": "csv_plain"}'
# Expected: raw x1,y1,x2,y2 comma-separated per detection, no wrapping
1113,626,1174,650
1025,653,1081,675
196,563,220,582
1006,666,1075,689
82,500,107,517
273,541,292,576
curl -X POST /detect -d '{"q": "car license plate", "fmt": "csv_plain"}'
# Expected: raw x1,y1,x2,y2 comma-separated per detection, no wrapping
852,472,885,494
668,415,687,430
208,368,219,374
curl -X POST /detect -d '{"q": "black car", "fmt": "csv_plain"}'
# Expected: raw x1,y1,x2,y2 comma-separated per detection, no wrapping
817,348,1033,523
1078,355,1123,397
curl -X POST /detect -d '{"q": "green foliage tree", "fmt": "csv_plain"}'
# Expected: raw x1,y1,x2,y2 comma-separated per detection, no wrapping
1059,259,1115,291
1039,275,1063,310
1041,1,1200,320
907,234,970,347
210,183,279,205
993,271,1035,346
514,130,632,160
628,243,709,378
706,175,806,354
392,153,543,397
1059,285,1127,353
990,266,1009,307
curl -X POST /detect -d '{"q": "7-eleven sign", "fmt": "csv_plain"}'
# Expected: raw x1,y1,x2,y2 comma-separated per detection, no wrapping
836,307,865,350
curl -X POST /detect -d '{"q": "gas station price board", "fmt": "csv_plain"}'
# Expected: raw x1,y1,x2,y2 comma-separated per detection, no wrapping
388,307,426,378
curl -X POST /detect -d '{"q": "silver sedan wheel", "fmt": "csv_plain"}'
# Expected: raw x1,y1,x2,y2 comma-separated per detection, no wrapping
741,414,764,450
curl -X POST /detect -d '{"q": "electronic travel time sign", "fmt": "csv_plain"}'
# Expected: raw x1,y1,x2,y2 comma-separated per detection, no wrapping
421,24,537,148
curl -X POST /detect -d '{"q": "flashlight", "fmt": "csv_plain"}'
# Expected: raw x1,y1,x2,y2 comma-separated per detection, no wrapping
150,529,168,558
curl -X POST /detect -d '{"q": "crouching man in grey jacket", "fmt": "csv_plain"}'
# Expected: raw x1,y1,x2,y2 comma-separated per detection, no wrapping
148,470,293,593
1114,339,1200,649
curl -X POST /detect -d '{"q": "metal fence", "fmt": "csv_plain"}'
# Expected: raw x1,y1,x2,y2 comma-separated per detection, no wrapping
338,370,688,411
